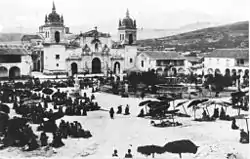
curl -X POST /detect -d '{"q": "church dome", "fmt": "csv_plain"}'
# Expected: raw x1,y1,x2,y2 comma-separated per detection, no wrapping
122,17,134,29
119,9,136,29
45,2,63,25
48,11,61,23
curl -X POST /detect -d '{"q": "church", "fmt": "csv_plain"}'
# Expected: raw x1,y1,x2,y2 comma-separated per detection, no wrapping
23,2,138,77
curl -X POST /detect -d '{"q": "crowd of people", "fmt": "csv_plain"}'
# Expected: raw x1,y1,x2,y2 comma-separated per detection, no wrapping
0,77,98,151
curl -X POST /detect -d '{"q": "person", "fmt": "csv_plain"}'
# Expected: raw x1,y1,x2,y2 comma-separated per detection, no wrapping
26,136,39,151
240,129,249,143
212,108,219,118
125,149,133,158
202,109,208,120
137,109,144,117
231,118,239,130
124,105,130,115
109,107,114,119
91,94,95,101
51,131,65,148
40,132,48,146
219,107,226,120
112,149,118,157
117,105,122,114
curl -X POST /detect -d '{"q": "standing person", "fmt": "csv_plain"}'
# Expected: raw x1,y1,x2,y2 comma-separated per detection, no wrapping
112,149,119,157
109,107,115,119
124,104,130,115
125,149,133,158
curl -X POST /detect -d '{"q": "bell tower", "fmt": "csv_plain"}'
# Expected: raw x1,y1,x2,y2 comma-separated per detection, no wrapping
39,1,69,44
118,9,137,45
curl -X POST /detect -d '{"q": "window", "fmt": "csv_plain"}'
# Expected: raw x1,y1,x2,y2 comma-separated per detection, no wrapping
55,54,60,59
130,58,133,63
56,63,59,67
141,60,144,67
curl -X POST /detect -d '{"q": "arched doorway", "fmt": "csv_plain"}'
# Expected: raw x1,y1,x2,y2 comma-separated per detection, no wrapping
92,58,101,73
71,63,78,76
55,31,60,43
225,68,230,76
215,68,221,75
9,66,20,78
128,34,133,45
0,66,8,77
113,62,121,74
172,67,177,76
207,68,213,74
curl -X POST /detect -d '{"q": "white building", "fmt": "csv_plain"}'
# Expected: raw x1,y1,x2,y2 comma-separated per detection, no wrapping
0,44,32,78
203,48,249,76
136,51,186,75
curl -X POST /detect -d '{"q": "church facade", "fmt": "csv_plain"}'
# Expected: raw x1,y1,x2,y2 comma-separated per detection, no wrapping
28,2,138,76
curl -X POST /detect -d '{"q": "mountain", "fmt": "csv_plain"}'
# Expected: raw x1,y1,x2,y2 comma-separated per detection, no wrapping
0,33,23,43
137,21,249,52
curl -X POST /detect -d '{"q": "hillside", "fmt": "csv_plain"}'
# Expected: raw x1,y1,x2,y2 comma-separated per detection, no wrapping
0,33,23,42
137,21,249,52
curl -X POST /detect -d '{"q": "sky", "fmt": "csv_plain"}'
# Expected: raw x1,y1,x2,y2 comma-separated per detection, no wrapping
0,0,248,34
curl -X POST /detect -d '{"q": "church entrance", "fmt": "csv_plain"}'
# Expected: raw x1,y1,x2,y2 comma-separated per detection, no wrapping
71,63,78,76
92,58,101,73
0,66,8,77
9,66,20,78
128,34,133,45
114,62,121,74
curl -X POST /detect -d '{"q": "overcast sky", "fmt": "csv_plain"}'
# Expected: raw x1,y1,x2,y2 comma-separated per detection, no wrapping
0,0,248,33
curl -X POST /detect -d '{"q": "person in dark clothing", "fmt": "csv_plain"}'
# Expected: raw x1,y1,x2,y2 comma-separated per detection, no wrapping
240,129,249,143
231,118,239,130
202,109,208,120
212,108,219,118
125,149,133,158
219,107,226,119
51,131,64,148
112,149,118,157
124,105,130,115
91,94,95,101
109,107,114,119
117,105,122,114
40,132,48,146
26,136,39,151
82,108,87,116
137,109,144,117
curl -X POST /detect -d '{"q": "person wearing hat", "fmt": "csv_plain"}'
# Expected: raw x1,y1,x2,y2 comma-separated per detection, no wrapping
112,149,118,157
125,149,133,158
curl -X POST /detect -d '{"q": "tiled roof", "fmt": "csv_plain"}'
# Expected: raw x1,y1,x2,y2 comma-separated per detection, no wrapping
184,56,202,63
205,48,249,59
0,45,30,55
81,30,111,38
141,51,185,60
21,34,42,41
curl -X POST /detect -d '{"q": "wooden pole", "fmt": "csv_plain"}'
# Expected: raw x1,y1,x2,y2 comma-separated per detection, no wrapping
206,106,210,116
182,105,188,115
245,118,249,136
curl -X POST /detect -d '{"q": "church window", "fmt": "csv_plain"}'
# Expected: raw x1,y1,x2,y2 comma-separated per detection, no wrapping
141,60,144,67
56,63,59,67
55,31,60,43
55,54,60,59
130,58,133,63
